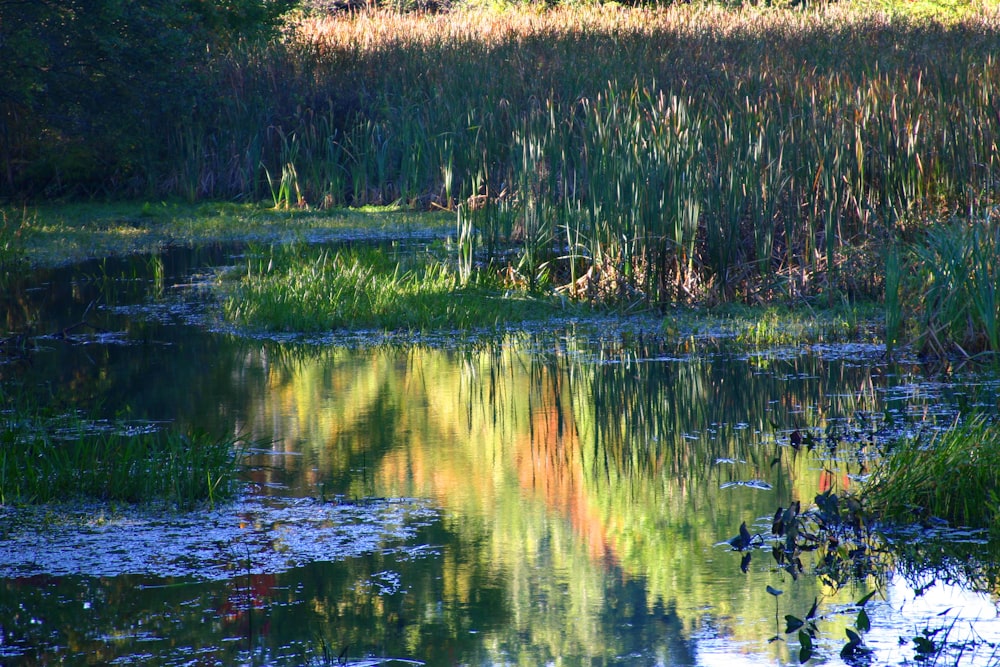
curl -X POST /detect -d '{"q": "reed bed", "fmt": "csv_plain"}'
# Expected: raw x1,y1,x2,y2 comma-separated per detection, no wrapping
168,4,1000,307
891,211,1000,357
12,4,999,312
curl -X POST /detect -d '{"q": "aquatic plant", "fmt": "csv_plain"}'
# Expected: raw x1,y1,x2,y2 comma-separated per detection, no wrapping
222,244,587,332
9,3,1000,310
862,415,1000,530
0,409,247,506
900,214,1000,358
0,208,29,288
216,4,1000,308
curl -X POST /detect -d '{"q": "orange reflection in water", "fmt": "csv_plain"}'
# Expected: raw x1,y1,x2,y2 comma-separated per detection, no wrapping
513,401,618,567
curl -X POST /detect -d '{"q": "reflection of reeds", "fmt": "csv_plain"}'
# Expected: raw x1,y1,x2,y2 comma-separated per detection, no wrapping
884,245,902,356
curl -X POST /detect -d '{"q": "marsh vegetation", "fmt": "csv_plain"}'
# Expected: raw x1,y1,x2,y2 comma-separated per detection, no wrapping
4,0,1000,664
0,395,246,506
6,0,1000,352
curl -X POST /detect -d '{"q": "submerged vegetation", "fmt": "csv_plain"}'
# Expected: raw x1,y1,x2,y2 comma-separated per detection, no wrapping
0,401,246,506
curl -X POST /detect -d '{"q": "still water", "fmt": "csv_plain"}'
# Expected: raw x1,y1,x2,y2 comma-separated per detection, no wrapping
2,246,1000,666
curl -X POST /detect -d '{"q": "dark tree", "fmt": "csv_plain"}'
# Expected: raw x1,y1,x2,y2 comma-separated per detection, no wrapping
0,0,297,198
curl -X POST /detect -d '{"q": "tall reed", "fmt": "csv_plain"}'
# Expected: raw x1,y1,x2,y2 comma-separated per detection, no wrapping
905,213,1000,356
54,5,1000,306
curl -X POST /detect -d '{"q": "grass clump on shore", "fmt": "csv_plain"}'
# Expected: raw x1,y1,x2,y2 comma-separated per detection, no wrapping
223,244,588,332
7,201,451,268
862,415,1000,531
0,410,246,507
887,213,1000,359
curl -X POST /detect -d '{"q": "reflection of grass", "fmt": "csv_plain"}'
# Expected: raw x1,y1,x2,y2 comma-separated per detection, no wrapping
222,245,589,332
0,404,246,506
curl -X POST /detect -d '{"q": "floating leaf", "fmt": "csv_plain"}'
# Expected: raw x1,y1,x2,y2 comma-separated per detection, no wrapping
772,506,785,536
857,608,870,633
841,627,867,659
856,590,877,607
785,615,804,633
913,635,937,654
721,479,773,490
798,629,814,664
740,552,752,573
729,521,752,550
803,431,817,450
766,585,783,597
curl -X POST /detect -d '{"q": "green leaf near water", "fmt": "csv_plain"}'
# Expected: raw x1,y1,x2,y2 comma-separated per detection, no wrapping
785,614,804,633
856,590,877,606
798,629,814,664
841,628,866,659
913,635,937,655
857,607,870,633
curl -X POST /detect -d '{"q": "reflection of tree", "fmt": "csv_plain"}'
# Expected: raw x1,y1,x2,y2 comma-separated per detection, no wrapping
233,334,906,663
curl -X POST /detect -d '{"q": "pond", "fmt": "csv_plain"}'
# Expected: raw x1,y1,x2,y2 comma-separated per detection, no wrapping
2,244,1000,666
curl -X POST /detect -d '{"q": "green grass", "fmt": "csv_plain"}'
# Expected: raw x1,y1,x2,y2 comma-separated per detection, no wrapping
222,244,590,332
892,214,1000,358
657,301,881,347
862,415,1000,530
0,208,29,287
0,409,247,507
8,201,451,268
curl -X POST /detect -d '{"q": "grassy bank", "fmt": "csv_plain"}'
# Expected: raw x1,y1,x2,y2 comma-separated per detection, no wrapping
2,202,450,268
223,243,593,332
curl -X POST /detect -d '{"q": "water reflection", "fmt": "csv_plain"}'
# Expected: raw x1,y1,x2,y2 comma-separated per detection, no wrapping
3,250,1000,665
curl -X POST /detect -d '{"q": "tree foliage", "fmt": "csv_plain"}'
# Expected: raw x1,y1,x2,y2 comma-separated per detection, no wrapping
0,0,297,198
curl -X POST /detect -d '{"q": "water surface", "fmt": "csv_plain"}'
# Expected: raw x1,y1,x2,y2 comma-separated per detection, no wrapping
2,247,1000,666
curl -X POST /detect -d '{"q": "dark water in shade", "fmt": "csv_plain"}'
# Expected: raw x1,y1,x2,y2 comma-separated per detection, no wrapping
2,245,1000,666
